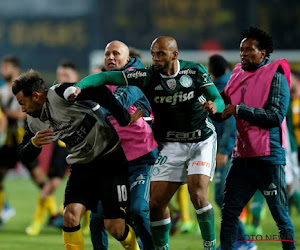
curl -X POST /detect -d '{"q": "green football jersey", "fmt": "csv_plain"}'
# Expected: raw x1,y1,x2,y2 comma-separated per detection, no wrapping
123,60,216,142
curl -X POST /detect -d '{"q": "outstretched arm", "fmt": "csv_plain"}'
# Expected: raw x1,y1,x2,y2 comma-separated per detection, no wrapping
58,83,143,126
200,85,225,114
77,71,126,89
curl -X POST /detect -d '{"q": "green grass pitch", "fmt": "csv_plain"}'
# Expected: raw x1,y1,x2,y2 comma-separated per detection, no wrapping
1,177,299,249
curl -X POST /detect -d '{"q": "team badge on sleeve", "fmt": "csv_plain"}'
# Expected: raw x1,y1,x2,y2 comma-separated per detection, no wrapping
166,79,177,90
180,75,192,87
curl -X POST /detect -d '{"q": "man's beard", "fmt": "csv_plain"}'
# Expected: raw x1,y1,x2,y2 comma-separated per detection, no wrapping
28,110,41,118
241,63,258,72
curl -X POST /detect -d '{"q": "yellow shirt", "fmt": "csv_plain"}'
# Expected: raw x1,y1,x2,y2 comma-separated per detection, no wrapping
292,98,300,146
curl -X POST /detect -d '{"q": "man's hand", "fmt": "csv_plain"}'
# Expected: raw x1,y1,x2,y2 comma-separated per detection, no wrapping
221,104,236,118
129,107,145,125
63,86,82,101
216,153,228,168
32,129,55,147
200,100,217,114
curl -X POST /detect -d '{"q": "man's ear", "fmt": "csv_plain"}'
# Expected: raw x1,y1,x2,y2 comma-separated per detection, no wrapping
172,51,178,60
32,91,40,101
261,49,266,59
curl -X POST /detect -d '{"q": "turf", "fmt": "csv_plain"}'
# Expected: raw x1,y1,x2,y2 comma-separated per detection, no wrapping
1,177,299,249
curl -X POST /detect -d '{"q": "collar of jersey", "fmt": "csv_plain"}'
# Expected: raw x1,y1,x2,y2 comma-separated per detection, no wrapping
159,60,180,78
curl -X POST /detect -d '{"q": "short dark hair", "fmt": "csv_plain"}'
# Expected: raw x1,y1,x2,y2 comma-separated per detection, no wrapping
241,27,273,58
129,47,142,59
208,54,230,78
2,55,20,68
12,69,46,97
59,60,77,71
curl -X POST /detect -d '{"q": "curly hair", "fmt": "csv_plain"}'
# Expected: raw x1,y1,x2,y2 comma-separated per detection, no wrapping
241,27,273,58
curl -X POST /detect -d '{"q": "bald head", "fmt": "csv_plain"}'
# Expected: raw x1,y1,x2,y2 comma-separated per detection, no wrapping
150,36,178,75
104,40,130,71
151,36,178,52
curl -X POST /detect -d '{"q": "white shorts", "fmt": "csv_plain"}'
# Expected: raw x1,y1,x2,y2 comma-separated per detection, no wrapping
151,134,217,183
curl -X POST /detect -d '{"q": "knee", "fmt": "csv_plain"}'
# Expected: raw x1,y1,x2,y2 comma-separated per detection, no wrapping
63,209,81,227
149,196,166,212
104,220,125,240
189,189,207,207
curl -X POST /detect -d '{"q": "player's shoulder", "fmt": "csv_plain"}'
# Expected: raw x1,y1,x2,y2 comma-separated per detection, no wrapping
179,60,209,74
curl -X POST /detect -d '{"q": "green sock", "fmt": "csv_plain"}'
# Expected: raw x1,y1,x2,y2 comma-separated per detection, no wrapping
150,218,171,250
196,204,216,250
251,190,265,225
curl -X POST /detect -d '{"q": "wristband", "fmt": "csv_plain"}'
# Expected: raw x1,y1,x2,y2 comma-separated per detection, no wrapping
31,138,42,148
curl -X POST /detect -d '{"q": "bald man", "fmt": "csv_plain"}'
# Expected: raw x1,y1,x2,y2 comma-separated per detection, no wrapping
66,36,225,250
90,41,158,250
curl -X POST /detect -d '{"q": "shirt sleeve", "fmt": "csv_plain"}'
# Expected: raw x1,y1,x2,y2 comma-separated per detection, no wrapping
202,85,225,113
196,64,214,88
56,83,131,126
76,71,127,89
112,86,145,109
237,72,290,128
17,121,42,164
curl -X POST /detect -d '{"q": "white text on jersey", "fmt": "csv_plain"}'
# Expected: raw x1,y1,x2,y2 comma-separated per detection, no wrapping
153,91,195,105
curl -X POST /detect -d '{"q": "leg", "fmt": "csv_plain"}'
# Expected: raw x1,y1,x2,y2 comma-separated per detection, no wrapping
0,145,16,227
25,162,50,235
29,165,47,187
104,218,139,250
90,201,108,250
150,142,190,249
188,174,216,250
187,135,218,249
150,181,180,250
62,161,99,250
128,164,154,250
63,203,86,250
246,190,264,235
101,146,140,250
214,159,248,245
220,161,257,250
261,165,295,250
214,159,231,209
26,175,62,235
177,184,194,233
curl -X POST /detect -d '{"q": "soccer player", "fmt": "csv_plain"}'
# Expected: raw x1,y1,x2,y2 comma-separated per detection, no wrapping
13,69,144,249
220,27,295,249
66,36,225,250
25,61,79,236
